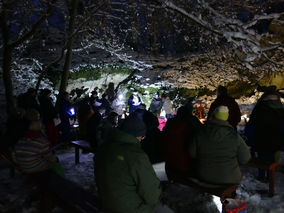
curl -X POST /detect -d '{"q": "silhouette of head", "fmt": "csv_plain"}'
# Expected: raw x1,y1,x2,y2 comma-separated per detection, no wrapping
217,86,227,97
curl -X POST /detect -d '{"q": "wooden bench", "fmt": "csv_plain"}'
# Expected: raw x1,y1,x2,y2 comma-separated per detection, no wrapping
165,168,238,200
70,140,95,164
244,158,279,197
0,152,102,213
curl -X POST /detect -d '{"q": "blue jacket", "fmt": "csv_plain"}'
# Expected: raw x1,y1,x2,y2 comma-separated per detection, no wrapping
128,95,142,113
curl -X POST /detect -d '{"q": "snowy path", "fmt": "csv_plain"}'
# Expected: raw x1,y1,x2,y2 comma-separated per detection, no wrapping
0,147,283,212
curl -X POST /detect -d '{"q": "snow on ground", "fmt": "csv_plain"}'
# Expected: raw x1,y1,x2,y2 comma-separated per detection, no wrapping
0,146,284,213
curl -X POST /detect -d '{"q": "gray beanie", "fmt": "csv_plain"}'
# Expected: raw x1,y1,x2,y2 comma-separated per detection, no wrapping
120,113,147,137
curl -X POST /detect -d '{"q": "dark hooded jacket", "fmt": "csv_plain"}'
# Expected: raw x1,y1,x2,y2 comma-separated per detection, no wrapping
247,97,284,152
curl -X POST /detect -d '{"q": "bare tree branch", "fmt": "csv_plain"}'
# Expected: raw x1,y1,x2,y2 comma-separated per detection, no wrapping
150,0,283,69
10,0,58,48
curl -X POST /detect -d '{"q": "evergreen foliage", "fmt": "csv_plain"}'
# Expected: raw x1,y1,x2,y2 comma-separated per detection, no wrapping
69,64,133,80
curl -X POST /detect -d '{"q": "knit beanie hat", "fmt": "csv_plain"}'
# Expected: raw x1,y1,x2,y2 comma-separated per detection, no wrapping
120,113,147,137
214,105,229,121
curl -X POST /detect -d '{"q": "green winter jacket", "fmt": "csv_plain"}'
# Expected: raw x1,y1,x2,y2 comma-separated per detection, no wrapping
188,119,251,185
95,129,161,213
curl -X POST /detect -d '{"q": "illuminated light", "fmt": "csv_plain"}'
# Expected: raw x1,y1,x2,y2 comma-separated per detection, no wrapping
70,108,75,115
212,195,222,213
160,110,166,117
199,118,206,124
118,94,123,100
67,107,75,116
95,101,102,107
241,114,249,123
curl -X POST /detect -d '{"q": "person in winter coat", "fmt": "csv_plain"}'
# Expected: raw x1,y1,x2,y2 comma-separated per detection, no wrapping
105,82,115,102
135,108,164,164
189,106,251,185
96,111,118,147
38,89,59,147
86,108,102,149
245,90,284,180
207,85,241,129
161,93,173,119
57,92,74,143
89,89,99,111
101,93,112,117
149,92,163,117
128,90,142,113
13,109,62,175
163,105,202,176
17,88,40,112
77,101,94,140
95,113,161,213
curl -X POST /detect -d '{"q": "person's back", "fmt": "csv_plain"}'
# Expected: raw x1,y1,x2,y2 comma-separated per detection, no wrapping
189,106,251,185
86,110,102,149
149,93,163,117
17,88,40,112
15,128,53,173
139,110,163,164
162,95,173,119
105,82,115,102
77,101,94,139
163,106,201,174
96,111,118,147
39,89,57,124
163,118,193,173
58,92,73,124
248,91,284,153
57,92,74,143
246,90,284,180
95,114,161,213
14,110,59,174
207,86,241,129
38,89,58,147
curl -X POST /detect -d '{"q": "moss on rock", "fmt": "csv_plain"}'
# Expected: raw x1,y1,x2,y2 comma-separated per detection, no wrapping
259,73,284,89
69,64,133,81
226,80,257,98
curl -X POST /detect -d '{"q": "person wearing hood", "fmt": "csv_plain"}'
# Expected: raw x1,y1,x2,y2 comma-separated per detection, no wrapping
188,105,251,185
245,89,284,180
94,113,161,213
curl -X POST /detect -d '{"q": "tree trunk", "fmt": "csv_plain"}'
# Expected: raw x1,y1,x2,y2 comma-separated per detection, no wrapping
58,0,79,98
1,0,57,116
1,7,16,115
2,45,16,115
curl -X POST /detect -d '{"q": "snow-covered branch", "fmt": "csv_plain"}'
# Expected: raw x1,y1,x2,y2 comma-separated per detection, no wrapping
152,0,283,69
244,13,284,29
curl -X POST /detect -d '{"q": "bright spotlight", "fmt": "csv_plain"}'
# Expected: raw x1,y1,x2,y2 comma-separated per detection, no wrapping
67,107,75,116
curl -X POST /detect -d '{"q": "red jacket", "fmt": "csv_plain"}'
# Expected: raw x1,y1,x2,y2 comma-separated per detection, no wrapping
162,118,195,173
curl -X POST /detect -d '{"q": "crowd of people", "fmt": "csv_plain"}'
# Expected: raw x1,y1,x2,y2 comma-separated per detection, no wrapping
1,84,283,213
